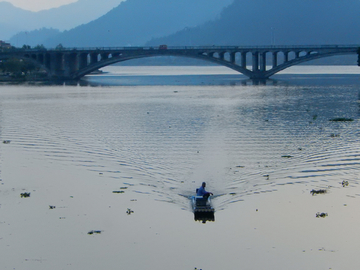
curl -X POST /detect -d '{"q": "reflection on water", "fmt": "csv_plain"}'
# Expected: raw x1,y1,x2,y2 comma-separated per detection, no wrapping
0,67,359,219
1,66,360,269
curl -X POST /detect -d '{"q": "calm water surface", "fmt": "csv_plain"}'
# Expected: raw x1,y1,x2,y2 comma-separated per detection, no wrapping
0,66,360,270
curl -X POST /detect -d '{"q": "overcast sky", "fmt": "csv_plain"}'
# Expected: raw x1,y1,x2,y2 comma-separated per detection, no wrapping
1,0,77,11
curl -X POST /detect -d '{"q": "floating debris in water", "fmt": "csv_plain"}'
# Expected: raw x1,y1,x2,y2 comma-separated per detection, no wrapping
113,191,125,194
281,155,293,158
49,205,56,209
329,118,354,122
342,180,349,187
20,192,30,198
310,189,327,195
316,212,328,218
330,133,340,138
88,230,102,235
236,165,245,168
2,140,11,144
126,208,134,215
119,187,128,190
263,174,270,180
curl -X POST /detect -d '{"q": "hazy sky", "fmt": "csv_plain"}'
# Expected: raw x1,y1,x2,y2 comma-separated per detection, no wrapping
1,0,77,11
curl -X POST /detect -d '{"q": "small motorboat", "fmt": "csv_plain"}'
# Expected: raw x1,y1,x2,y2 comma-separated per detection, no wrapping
191,195,215,222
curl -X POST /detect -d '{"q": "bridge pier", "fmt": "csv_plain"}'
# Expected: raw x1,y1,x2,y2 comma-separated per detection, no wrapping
284,51,289,62
2,45,357,81
49,53,64,77
241,52,247,68
64,53,78,77
230,52,236,64
79,53,88,69
260,52,266,72
252,52,259,71
272,52,277,68
219,52,225,60
90,53,98,64
101,53,109,61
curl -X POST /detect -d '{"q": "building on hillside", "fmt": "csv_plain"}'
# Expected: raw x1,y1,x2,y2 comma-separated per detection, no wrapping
0,40,12,49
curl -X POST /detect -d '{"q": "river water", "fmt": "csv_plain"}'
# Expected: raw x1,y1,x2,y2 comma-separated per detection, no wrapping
0,66,360,270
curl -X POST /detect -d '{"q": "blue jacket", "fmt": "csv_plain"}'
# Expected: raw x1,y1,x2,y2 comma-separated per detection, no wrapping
196,186,207,196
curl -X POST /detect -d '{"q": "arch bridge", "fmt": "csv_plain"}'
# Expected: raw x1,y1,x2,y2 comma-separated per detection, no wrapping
0,45,359,80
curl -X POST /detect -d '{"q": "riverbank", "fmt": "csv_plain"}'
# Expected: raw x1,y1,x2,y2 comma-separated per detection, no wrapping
0,74,49,82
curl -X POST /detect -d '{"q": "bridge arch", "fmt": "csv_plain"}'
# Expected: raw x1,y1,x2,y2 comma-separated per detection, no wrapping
265,50,357,78
72,53,257,79
0,46,358,80
60,47,360,80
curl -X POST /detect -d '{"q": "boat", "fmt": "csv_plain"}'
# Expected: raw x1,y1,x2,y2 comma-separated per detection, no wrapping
191,195,215,222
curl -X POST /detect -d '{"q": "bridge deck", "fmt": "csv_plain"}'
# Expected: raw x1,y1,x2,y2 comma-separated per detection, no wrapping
1,45,359,80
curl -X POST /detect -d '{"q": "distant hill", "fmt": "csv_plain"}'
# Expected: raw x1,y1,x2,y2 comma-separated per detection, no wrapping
0,0,122,41
9,28,61,47
44,0,233,47
147,0,360,46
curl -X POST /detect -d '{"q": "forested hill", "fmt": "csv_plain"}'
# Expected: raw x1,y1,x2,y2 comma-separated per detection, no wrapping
147,0,360,46
44,0,233,47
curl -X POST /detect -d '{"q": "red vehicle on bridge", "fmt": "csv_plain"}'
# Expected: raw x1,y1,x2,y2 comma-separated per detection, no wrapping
159,45,168,50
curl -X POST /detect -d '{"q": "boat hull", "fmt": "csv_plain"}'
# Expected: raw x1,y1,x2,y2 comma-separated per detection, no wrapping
191,196,215,222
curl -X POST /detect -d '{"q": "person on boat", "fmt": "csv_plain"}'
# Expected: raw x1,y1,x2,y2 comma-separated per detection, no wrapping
196,182,213,198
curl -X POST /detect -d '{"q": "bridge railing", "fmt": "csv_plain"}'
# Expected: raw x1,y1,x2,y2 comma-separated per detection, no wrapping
48,45,360,51
3,44,360,53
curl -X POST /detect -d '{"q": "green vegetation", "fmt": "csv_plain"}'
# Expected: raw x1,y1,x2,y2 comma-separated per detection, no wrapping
329,118,354,122
20,192,31,198
0,58,46,80
0,58,36,74
88,230,102,235
55,44,64,50
310,189,327,195
316,212,328,218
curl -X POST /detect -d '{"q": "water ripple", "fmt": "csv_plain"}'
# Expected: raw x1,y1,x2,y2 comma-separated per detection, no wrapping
1,84,359,213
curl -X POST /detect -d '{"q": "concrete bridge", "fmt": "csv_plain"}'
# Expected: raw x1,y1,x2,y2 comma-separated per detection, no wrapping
0,45,359,80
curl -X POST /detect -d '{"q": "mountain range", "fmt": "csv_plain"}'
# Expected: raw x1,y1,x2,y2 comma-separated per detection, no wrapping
0,0,122,40
148,0,360,46
42,0,233,48
3,0,360,61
